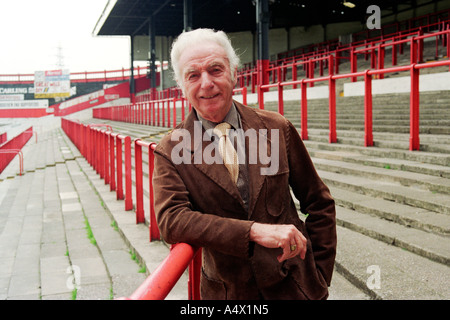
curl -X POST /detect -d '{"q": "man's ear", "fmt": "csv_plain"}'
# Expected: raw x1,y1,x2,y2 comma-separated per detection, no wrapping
233,68,238,86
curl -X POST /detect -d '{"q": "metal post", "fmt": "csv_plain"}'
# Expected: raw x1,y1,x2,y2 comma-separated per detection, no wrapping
329,76,337,143
124,136,133,211
134,139,145,224
410,64,420,151
109,133,116,192
364,71,373,147
130,36,135,104
148,143,160,241
256,0,270,97
301,80,308,140
183,0,192,32
149,16,157,97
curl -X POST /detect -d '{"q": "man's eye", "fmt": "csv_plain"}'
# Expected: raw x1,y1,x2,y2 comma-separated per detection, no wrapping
187,74,199,80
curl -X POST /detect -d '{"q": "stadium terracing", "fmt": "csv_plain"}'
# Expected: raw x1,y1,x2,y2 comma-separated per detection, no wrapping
1,1,449,301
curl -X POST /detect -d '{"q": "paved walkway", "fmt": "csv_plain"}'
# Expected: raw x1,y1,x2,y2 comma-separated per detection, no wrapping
0,123,187,300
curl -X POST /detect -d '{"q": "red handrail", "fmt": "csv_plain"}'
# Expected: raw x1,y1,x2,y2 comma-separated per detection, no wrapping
94,88,246,127
120,244,201,300
0,66,150,84
61,118,203,300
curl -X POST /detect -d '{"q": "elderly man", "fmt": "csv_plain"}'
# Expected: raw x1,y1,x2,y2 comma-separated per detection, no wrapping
153,28,336,300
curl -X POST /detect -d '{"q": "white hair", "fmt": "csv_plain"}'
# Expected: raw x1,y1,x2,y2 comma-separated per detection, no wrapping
170,28,240,92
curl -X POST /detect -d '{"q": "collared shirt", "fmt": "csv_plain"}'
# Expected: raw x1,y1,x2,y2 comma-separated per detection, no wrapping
196,103,250,211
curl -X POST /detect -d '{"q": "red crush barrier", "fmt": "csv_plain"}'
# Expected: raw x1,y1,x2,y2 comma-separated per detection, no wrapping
0,149,23,175
0,126,32,174
0,132,6,144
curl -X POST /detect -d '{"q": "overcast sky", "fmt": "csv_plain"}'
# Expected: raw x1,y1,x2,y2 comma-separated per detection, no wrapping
0,0,136,75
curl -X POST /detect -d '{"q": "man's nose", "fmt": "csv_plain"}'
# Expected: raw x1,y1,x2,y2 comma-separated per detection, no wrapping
200,72,214,89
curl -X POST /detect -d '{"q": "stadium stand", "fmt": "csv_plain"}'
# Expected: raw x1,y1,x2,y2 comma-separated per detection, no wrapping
1,5,449,300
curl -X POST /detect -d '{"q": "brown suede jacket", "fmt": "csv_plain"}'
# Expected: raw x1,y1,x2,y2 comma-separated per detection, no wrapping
153,100,337,300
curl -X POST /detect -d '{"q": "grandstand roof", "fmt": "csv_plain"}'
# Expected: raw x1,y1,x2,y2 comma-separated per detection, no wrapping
93,0,420,37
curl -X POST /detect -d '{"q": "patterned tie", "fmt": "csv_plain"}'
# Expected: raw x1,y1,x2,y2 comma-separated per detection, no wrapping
213,122,239,184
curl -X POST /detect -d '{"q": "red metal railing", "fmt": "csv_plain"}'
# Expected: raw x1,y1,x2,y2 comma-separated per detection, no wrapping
250,27,450,92
93,88,247,127
121,244,201,300
0,150,23,175
0,127,33,174
0,132,7,144
258,59,450,151
0,66,150,85
134,139,160,240
61,118,202,299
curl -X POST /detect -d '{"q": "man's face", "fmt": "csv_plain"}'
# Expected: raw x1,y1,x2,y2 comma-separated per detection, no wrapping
178,42,237,123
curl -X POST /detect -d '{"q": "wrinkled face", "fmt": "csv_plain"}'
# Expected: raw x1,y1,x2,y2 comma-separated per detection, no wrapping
178,42,237,123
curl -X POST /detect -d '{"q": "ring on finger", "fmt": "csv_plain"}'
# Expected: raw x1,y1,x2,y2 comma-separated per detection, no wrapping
290,244,297,252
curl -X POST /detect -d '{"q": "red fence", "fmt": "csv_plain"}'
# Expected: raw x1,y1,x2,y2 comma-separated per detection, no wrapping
93,87,247,128
61,118,202,300
0,127,33,174
257,59,450,151
240,27,450,93
0,132,6,144
0,66,151,85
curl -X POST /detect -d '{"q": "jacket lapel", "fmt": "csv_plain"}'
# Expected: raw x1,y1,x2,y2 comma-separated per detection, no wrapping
183,109,244,206
234,102,272,218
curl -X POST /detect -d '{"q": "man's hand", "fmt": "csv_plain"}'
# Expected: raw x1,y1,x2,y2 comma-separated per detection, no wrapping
249,223,307,262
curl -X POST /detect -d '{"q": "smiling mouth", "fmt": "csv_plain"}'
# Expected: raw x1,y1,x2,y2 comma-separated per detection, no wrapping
201,93,220,99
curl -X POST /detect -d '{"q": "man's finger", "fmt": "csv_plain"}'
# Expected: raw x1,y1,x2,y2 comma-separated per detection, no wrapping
295,233,307,260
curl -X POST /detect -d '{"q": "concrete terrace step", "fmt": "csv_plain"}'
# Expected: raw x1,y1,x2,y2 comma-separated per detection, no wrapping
318,169,450,215
308,148,450,179
330,186,450,236
312,156,450,195
335,226,450,300
302,138,450,167
336,205,450,266
302,129,450,153
0,128,82,181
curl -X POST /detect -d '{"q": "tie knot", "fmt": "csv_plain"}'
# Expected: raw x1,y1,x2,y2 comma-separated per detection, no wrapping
213,122,231,138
